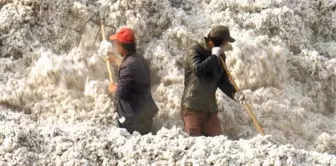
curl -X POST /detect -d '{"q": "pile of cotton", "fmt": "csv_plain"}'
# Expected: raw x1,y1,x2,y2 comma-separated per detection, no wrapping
0,0,335,165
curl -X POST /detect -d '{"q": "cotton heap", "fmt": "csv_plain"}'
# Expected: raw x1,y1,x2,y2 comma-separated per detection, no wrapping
0,0,335,165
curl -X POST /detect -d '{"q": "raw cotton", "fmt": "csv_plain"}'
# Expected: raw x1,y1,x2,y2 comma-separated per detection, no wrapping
0,0,336,165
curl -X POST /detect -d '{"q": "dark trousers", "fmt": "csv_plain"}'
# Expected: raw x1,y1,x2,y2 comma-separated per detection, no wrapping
118,111,154,135
181,109,222,136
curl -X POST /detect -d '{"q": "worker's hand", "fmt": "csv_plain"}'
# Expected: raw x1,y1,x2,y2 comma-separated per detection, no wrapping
108,83,117,93
211,47,222,57
99,40,113,58
108,54,116,63
108,54,119,64
234,91,246,104
107,54,122,67
118,116,126,124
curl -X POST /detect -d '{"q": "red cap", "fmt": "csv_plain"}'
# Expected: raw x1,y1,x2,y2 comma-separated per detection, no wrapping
109,28,135,44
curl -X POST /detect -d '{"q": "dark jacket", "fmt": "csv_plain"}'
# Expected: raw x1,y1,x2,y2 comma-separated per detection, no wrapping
116,53,158,118
181,40,236,113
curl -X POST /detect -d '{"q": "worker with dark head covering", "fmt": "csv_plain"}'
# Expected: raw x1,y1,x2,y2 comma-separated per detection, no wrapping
181,25,244,136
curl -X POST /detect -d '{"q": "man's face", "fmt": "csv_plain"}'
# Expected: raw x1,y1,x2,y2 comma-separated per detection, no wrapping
207,38,228,49
221,40,228,47
112,40,124,56
221,40,232,51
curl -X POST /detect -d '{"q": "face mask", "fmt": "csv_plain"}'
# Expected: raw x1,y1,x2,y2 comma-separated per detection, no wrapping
110,43,123,59
116,54,123,60
221,43,232,51
112,51,123,60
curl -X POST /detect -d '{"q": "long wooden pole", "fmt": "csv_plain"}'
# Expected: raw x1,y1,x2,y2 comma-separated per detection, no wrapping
219,56,265,136
100,20,114,83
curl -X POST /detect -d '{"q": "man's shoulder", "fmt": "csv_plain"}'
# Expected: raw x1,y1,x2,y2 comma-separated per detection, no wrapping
190,43,204,51
128,54,147,64
123,54,147,69
188,43,207,58
123,54,139,64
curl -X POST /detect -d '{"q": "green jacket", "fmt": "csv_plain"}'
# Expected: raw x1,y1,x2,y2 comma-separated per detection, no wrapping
181,40,236,112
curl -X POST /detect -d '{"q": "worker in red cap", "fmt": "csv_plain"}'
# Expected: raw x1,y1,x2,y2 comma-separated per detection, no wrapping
107,27,158,134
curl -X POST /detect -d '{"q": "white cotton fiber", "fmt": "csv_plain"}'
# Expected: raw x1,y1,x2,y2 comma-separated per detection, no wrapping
0,0,335,165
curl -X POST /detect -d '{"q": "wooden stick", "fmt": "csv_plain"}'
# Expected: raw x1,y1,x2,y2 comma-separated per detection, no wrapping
100,20,114,83
219,56,265,136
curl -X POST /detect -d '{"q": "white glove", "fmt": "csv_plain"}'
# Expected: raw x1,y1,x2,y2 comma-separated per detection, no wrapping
211,47,222,57
118,116,126,124
98,40,113,58
234,91,246,104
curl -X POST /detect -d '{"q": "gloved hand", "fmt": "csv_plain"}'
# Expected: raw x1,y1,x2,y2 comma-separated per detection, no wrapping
118,116,126,124
211,47,222,57
234,91,246,104
98,40,113,60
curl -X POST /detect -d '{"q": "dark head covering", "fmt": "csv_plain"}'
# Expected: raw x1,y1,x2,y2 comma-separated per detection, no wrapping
208,25,235,43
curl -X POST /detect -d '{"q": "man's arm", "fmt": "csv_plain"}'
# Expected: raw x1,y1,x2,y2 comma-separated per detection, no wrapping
218,71,236,99
116,62,135,100
188,46,219,77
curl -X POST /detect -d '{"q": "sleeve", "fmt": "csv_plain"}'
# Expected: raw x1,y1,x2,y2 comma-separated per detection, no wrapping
188,47,220,77
218,71,237,99
116,61,135,100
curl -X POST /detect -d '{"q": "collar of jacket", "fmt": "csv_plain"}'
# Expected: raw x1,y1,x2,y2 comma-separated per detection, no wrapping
203,37,211,51
119,51,136,69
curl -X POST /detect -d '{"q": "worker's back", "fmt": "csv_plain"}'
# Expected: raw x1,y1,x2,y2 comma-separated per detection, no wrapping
181,43,225,113
116,53,158,119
